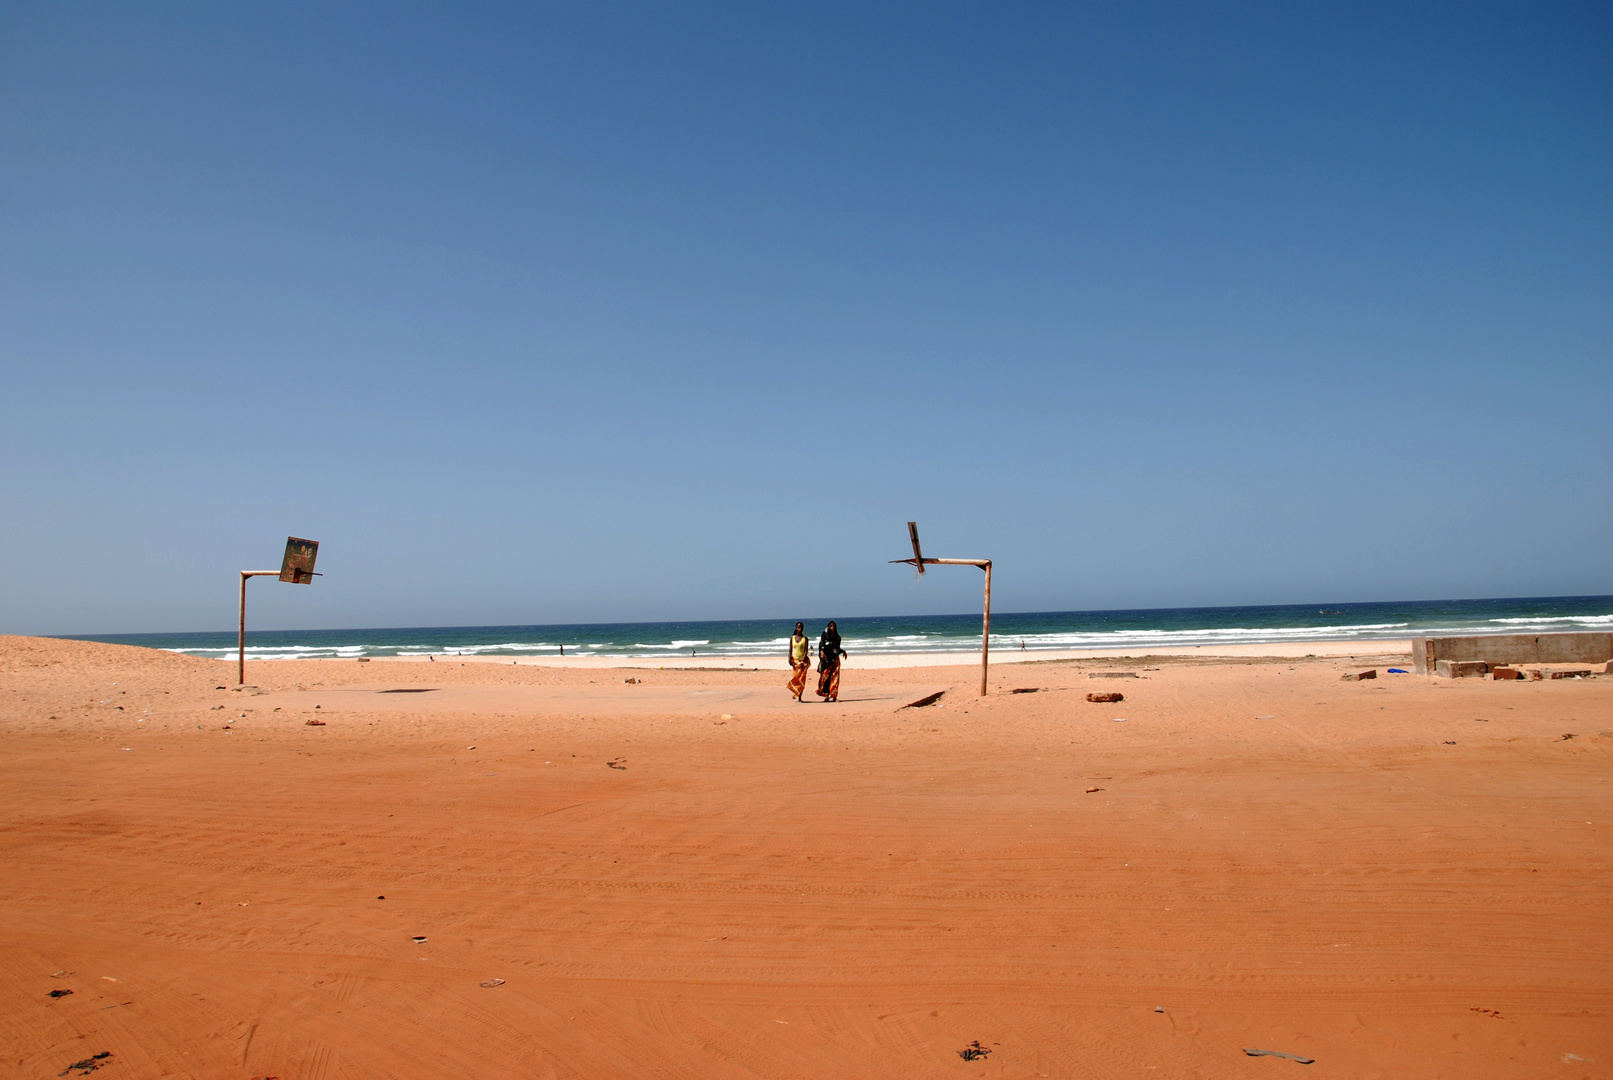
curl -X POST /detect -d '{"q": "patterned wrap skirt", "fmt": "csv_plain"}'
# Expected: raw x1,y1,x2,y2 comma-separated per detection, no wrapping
787,660,810,697
816,656,841,700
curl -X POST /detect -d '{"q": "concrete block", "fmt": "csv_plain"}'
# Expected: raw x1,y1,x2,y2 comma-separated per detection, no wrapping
1411,632,1613,674
1435,659,1488,678
1340,669,1378,681
1417,632,1612,668
1491,667,1524,680
1548,669,1592,680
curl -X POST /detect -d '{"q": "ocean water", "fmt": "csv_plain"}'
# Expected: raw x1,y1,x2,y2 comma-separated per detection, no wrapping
73,595,1613,663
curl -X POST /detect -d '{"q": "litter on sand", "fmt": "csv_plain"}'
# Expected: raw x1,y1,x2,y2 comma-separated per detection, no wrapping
958,1042,992,1061
57,1051,111,1076
1087,692,1123,703
478,978,505,988
607,758,627,770
50,970,73,978
411,936,428,944
1243,1048,1315,1064
1113,718,1127,722
1085,787,1103,793
1387,668,1408,674
47,989,73,998
304,718,326,726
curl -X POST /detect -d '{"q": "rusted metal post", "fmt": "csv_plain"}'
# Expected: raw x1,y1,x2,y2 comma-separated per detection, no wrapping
980,560,992,697
238,570,280,685
891,523,995,697
930,557,992,696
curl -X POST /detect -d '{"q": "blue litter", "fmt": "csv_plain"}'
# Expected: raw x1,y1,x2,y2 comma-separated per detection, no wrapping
1387,668,1408,674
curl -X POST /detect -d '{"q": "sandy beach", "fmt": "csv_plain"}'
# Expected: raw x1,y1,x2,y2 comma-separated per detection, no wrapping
2,634,1609,1078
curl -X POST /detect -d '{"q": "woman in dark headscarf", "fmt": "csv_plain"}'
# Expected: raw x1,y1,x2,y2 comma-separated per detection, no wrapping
816,621,846,702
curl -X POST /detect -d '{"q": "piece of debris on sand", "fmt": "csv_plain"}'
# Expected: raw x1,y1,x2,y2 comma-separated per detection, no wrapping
1243,1047,1315,1063
57,1052,112,1076
958,1041,992,1061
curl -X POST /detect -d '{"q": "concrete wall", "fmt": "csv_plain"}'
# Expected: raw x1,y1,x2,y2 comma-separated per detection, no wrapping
1411,632,1613,674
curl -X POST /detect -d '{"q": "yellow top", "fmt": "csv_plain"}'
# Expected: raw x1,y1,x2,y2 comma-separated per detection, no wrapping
791,634,809,663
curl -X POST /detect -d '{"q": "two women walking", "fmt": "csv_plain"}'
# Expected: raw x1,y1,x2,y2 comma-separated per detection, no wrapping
787,620,847,702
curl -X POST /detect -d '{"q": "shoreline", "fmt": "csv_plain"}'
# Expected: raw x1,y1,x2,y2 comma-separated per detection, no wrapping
219,638,1414,670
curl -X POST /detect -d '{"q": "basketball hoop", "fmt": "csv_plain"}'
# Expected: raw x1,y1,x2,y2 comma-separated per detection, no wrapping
890,522,993,696
238,537,321,684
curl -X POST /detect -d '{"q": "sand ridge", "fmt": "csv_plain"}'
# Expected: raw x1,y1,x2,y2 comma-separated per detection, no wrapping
2,635,1609,1078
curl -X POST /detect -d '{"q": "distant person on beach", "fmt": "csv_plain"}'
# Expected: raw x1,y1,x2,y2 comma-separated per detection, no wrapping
816,621,846,702
787,622,811,701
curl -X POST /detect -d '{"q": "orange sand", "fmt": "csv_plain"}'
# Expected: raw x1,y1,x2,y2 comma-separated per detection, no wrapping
2,635,1609,1078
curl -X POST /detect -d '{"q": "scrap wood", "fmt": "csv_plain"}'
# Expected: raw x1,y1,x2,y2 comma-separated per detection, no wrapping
1243,1048,1315,1064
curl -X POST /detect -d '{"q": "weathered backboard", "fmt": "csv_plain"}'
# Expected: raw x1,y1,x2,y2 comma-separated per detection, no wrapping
279,537,320,584
907,522,925,573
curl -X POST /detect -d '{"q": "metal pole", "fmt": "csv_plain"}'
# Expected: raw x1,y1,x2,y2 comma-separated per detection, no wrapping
238,571,280,685
980,560,992,697
919,558,994,697
239,572,248,685
891,526,995,698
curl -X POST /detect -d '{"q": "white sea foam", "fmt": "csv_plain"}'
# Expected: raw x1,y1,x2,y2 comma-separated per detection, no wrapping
829,621,1417,654
156,609,1609,662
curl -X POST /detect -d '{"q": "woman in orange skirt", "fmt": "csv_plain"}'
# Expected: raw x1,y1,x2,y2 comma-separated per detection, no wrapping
786,622,811,701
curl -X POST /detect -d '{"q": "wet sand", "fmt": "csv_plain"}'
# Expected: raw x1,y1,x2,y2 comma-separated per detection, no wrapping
2,635,1609,1078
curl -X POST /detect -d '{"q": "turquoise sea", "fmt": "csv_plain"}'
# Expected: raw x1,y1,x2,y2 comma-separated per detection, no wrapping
73,595,1613,662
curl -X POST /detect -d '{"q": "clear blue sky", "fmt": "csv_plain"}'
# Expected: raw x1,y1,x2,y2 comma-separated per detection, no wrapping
2,3,1608,635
